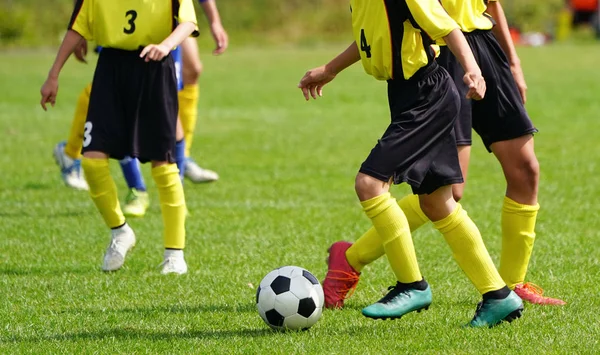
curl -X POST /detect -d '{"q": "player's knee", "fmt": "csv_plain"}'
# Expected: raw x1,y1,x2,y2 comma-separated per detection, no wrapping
452,184,465,202
183,61,203,84
354,173,386,201
508,155,540,190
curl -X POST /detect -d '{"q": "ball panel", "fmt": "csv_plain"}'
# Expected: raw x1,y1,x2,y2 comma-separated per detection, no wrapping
273,291,300,317
259,269,281,289
289,276,313,299
284,313,309,330
265,309,285,328
278,265,304,278
257,286,277,310
312,283,325,308
297,297,317,318
270,276,291,295
255,285,261,304
302,270,319,285
306,305,322,328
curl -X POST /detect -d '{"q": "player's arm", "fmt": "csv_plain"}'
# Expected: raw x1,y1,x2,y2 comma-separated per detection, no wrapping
298,42,360,101
406,0,485,100
141,22,197,62
199,0,228,54
486,0,527,103
40,29,85,110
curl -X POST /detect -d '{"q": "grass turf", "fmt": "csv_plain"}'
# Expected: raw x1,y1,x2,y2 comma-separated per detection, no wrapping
0,43,599,354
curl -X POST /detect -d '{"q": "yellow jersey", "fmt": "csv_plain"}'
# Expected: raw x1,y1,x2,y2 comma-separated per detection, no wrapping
351,0,459,81
440,0,497,33
69,0,198,51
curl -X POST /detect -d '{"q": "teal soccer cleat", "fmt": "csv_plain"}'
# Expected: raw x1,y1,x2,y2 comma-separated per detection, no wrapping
468,290,524,328
362,282,432,320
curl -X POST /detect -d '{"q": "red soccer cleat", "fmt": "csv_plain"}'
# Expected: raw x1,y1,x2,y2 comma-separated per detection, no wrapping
514,282,566,306
322,241,361,309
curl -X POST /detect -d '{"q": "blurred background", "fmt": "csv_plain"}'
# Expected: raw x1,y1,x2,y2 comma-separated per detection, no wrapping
0,0,599,48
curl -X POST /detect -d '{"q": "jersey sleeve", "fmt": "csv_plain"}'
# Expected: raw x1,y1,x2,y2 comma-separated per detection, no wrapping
178,0,200,37
405,0,459,41
67,0,93,40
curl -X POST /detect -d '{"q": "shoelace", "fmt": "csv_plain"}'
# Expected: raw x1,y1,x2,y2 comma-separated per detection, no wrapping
520,282,545,295
379,282,411,304
327,270,360,299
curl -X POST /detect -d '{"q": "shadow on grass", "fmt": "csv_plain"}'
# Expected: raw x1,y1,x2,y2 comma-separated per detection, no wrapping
1,327,277,344
0,265,95,276
62,303,258,315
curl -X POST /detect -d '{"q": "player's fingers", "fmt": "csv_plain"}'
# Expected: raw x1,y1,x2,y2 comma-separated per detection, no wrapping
140,46,152,59
317,85,324,97
40,96,47,111
310,86,319,100
301,87,310,101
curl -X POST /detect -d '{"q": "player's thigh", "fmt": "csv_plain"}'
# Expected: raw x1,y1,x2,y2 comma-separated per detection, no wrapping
181,37,203,83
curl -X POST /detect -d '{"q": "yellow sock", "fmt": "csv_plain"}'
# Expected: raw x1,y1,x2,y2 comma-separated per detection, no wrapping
64,83,92,159
346,194,429,272
433,203,505,294
152,164,186,249
81,157,125,228
499,197,539,289
361,193,422,283
178,84,199,157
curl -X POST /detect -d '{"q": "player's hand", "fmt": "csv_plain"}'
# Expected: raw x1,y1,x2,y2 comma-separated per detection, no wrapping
40,77,59,111
298,65,336,101
510,62,527,104
74,39,88,63
210,22,228,55
140,44,170,62
463,72,486,100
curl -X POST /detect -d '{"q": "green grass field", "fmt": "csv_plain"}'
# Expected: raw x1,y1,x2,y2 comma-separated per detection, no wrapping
1,43,599,354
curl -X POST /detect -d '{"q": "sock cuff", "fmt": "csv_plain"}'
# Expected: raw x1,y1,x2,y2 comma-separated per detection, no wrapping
360,192,393,219
503,196,540,214
179,84,199,99
152,164,179,180
81,157,109,169
432,203,464,233
406,194,428,222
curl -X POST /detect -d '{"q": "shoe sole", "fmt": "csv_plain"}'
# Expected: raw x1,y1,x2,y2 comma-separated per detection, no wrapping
363,305,430,320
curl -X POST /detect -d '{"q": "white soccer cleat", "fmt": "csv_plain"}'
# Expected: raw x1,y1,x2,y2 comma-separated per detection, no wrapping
184,158,219,183
102,224,136,272
53,141,89,191
159,249,188,275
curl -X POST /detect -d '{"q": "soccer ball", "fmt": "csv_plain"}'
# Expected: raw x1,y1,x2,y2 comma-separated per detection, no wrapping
256,266,324,331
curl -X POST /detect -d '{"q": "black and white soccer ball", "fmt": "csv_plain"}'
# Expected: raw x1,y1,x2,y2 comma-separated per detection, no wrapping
256,266,324,331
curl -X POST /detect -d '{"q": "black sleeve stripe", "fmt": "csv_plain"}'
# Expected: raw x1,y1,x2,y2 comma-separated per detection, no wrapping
68,0,85,30
171,0,179,31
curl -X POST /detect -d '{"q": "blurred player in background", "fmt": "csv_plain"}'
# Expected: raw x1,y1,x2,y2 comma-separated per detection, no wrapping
41,0,197,274
179,0,228,183
322,0,565,310
53,0,228,216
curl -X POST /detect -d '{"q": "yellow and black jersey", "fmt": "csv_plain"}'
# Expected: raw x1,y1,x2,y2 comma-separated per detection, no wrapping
351,0,459,81
69,0,199,51
441,0,497,33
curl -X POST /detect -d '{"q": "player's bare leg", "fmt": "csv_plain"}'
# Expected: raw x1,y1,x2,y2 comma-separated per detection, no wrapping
179,37,219,183
492,135,565,305
452,145,472,202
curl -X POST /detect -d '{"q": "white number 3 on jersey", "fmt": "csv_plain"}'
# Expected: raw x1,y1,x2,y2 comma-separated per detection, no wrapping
83,122,93,148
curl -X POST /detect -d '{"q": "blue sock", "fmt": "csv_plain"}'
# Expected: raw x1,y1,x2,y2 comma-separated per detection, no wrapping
119,156,146,191
175,139,186,181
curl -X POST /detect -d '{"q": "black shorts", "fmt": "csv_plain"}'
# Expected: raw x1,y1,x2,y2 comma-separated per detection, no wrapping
437,30,537,151
82,48,179,163
359,64,464,195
